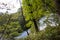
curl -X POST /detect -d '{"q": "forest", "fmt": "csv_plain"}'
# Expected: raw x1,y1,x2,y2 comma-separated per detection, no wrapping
0,0,60,40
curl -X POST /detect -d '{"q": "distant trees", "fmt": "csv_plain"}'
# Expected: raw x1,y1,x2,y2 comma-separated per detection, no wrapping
0,13,23,40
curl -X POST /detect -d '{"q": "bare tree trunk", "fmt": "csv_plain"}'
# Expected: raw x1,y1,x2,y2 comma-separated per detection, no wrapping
33,19,39,32
55,0,60,25
55,0,60,15
19,7,30,35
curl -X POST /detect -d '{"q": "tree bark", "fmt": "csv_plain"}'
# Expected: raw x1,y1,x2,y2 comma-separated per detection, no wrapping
33,19,39,32
55,0,60,15
55,0,60,25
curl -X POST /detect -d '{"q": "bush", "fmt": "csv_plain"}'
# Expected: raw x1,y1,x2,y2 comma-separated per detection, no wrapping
19,26,60,40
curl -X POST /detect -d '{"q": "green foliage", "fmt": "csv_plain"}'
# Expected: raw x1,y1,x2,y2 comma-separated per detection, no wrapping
0,0,59,40
0,13,23,40
22,0,56,32
22,0,44,21
22,0,55,21
19,26,60,40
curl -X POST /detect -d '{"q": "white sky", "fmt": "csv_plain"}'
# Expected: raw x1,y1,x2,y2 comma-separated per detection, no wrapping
0,0,22,14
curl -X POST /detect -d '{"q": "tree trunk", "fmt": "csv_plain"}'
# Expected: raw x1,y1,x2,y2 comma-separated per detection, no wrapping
55,0,60,15
55,0,60,25
33,19,39,32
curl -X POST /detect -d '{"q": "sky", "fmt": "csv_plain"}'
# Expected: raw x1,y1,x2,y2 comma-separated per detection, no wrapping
0,0,22,14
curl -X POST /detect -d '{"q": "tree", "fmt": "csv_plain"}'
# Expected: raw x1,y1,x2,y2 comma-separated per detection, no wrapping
0,13,23,40
22,0,42,32
55,0,60,26
18,0,32,35
23,25,60,40
55,0,60,15
22,0,55,32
